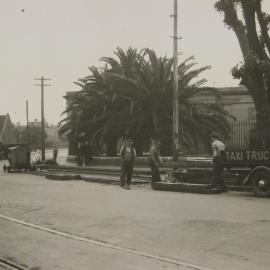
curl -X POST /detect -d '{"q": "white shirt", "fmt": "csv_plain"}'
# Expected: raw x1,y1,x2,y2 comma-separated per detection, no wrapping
211,139,225,158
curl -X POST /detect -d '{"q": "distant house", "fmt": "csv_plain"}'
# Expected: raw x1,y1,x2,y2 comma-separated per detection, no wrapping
20,119,64,148
0,114,18,145
28,118,49,128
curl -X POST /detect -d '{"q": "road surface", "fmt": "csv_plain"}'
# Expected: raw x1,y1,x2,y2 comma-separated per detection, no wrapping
0,166,270,269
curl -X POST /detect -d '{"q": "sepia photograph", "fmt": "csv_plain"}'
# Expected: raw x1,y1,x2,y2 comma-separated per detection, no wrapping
0,0,270,269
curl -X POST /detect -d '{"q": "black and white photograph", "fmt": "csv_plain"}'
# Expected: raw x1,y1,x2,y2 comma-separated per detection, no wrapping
0,0,270,269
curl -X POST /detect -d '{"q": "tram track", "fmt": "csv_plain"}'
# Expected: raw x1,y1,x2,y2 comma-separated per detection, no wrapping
31,166,152,184
46,166,151,179
0,214,213,270
0,258,28,270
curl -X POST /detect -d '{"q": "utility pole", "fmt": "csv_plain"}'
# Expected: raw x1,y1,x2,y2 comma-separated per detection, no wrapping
26,100,30,148
26,100,30,169
172,0,179,161
35,76,51,161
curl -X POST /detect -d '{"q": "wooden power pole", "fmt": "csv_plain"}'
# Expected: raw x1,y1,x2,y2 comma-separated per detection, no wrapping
35,76,51,161
172,0,179,160
26,100,30,148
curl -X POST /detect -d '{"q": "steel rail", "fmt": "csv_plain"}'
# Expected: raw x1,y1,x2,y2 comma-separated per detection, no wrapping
0,258,28,270
0,214,213,270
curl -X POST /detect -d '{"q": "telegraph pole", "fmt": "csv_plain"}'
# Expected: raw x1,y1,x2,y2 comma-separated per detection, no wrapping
35,76,51,161
172,0,179,161
26,100,30,148
26,100,30,169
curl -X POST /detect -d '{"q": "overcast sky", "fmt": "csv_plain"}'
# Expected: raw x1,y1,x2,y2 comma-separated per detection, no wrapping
0,0,269,125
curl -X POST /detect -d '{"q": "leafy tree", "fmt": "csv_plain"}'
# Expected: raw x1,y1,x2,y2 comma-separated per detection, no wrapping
20,126,47,149
215,0,270,146
60,47,231,156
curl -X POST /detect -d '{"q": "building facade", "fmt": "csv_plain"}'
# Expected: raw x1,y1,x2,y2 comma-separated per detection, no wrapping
191,86,255,120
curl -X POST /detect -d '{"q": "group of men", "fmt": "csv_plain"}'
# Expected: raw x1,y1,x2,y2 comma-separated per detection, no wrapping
119,132,228,192
119,136,163,189
77,141,93,166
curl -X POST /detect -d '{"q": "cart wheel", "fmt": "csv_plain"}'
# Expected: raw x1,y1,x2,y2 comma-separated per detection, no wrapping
251,169,270,197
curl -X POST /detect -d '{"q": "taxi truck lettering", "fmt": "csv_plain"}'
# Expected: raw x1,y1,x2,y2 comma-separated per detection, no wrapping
226,150,270,162
246,151,269,161
226,151,243,161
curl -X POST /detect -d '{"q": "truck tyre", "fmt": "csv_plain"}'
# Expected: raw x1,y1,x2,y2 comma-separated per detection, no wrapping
251,169,270,197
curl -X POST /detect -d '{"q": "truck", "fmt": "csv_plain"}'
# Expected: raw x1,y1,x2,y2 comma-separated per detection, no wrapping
224,149,270,197
152,149,270,198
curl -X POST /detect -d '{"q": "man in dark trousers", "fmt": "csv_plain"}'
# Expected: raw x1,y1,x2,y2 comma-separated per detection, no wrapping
84,141,93,166
210,132,228,192
53,146,58,162
119,137,136,189
148,138,163,182
76,142,83,166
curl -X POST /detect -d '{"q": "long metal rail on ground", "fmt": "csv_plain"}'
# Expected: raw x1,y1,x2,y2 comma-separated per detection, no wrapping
0,214,213,270
31,166,151,184
0,258,28,270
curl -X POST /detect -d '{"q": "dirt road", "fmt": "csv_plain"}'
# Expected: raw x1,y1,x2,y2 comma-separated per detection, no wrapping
0,168,270,269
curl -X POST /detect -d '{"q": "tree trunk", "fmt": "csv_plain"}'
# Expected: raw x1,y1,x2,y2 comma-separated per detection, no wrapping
215,0,270,134
152,104,159,136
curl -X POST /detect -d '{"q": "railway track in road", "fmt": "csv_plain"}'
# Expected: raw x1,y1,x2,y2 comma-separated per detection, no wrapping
47,166,151,179
0,214,213,270
0,258,28,270
33,166,152,184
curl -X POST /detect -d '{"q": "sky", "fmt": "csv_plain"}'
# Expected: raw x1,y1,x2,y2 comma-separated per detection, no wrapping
0,0,269,125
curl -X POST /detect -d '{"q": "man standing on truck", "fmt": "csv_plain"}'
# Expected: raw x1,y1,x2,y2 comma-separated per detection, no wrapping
210,132,228,192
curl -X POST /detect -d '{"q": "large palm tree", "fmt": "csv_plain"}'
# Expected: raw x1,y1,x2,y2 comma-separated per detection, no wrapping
60,47,231,156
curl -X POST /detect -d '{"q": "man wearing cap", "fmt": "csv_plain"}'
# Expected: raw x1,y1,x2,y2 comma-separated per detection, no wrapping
119,137,136,189
210,132,228,192
149,138,163,182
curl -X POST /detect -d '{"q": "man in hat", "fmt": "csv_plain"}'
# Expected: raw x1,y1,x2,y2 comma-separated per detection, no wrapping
119,137,136,189
148,138,163,182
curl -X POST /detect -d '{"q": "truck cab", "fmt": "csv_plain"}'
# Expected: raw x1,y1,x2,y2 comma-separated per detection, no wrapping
224,149,270,197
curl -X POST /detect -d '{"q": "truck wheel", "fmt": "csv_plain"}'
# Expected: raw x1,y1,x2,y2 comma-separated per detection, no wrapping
251,170,270,197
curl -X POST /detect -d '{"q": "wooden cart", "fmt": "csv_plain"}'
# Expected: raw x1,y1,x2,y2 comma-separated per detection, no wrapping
7,146,30,172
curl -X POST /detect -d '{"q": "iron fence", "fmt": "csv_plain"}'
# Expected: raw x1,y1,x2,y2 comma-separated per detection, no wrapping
225,120,257,150
181,120,259,157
